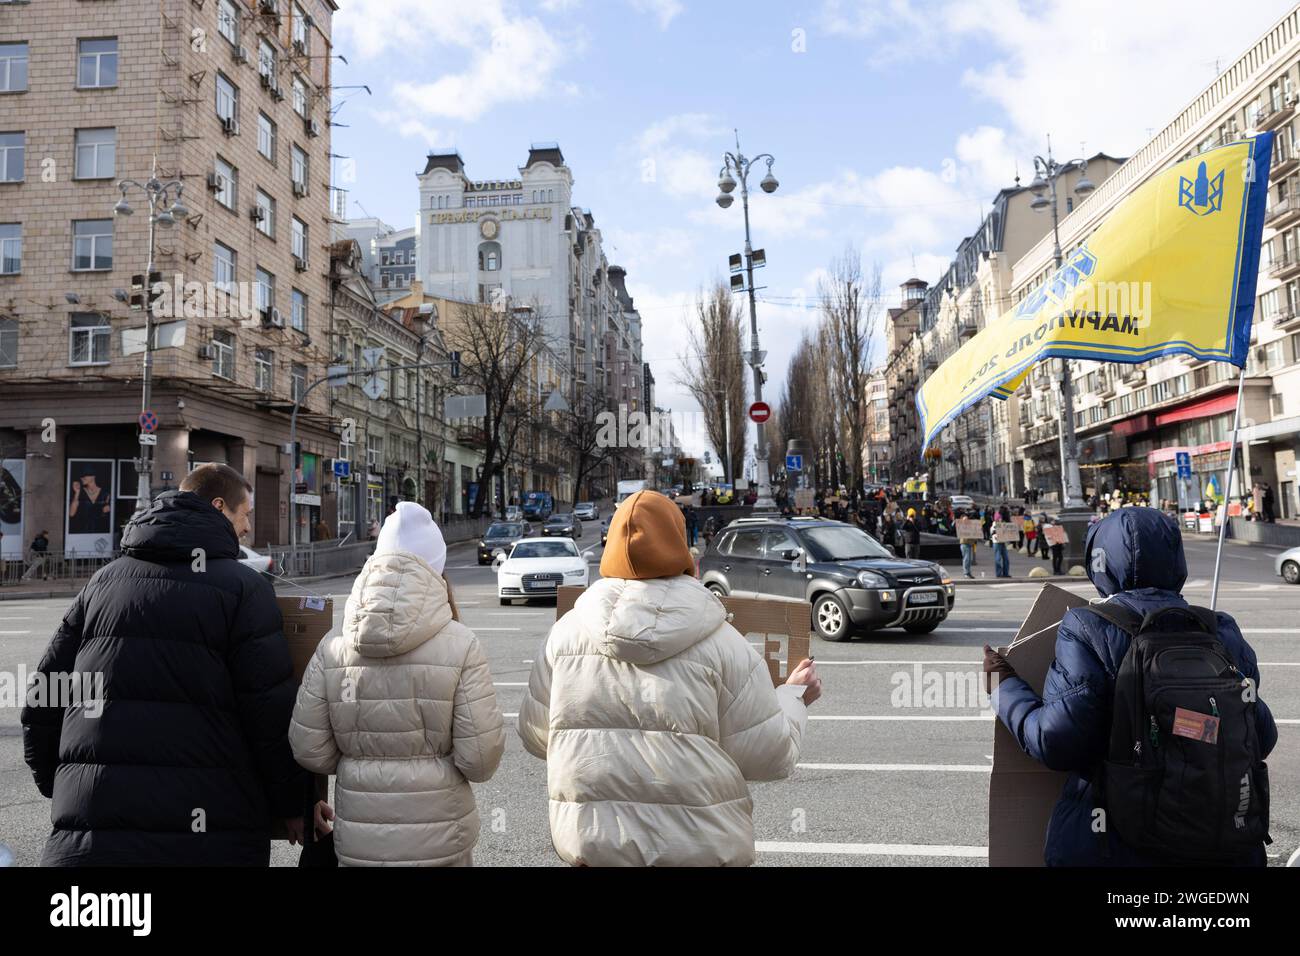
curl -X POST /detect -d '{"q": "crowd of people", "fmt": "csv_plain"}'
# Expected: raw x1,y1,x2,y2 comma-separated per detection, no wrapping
13,467,1277,868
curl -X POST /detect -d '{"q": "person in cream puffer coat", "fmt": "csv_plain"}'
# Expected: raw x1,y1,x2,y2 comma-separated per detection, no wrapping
289,503,505,866
518,490,820,866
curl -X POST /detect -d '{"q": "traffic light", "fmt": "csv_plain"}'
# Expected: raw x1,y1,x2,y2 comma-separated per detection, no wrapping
131,272,163,313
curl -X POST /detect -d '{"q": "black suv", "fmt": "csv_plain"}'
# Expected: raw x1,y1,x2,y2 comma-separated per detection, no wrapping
542,513,581,539
698,517,955,641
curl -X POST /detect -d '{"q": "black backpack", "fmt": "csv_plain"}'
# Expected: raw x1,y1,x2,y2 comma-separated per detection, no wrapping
1084,601,1271,863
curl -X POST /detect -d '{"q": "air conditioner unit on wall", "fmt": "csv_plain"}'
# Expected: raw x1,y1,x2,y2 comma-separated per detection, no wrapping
198,344,216,360
250,205,265,222
306,118,321,138
269,307,284,328
234,46,250,65
221,115,237,136
293,255,308,272
292,180,307,197
206,172,223,192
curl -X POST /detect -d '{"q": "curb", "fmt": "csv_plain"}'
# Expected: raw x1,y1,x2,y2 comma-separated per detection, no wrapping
950,575,1082,586
0,587,82,601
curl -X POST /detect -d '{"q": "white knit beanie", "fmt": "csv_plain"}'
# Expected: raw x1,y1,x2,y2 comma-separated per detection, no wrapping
375,501,447,573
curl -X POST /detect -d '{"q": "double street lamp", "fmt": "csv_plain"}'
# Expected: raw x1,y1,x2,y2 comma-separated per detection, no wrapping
1028,139,1095,566
716,133,778,512
113,164,189,513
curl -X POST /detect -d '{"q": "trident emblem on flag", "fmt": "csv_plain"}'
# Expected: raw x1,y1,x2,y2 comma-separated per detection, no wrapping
1178,160,1224,216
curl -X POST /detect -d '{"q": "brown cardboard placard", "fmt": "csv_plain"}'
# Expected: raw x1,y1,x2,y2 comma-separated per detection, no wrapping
277,595,334,683
994,521,1020,541
1043,525,1069,546
273,594,334,840
988,583,1089,867
956,518,983,540
556,585,811,687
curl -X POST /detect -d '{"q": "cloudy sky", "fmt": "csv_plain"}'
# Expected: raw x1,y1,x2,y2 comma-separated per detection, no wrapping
329,0,1289,467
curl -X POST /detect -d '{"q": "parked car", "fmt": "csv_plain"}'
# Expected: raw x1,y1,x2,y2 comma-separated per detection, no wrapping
478,521,530,565
1276,546,1300,584
542,513,582,538
574,501,599,521
238,545,275,581
521,490,554,521
505,505,524,522
697,516,955,641
949,494,975,511
496,537,593,605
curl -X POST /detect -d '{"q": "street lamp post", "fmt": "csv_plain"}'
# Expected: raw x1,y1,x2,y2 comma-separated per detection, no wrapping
1029,138,1096,566
114,160,188,514
717,131,778,512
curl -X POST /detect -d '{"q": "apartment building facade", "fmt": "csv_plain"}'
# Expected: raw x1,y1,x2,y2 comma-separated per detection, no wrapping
1010,6,1300,515
0,0,338,555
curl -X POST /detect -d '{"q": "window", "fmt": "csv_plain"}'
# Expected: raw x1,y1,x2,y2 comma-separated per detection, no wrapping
0,223,19,274
72,219,112,270
393,250,404,265
380,252,389,266
292,75,307,117
258,39,275,79
291,288,306,332
0,315,15,368
291,216,307,260
74,128,115,179
77,38,117,88
0,131,23,182
256,267,275,313
728,530,765,558
215,73,238,131
217,0,240,46
291,363,306,402
1291,331,1300,364
254,348,273,392
292,3,310,54
255,189,275,236
212,329,235,379
381,274,389,288
291,144,307,191
258,112,276,162
0,43,28,93
367,435,382,470
214,156,237,209
213,241,236,291
1266,339,1285,370
69,313,109,365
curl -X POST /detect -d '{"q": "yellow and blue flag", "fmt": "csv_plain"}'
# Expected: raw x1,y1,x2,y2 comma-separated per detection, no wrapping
918,131,1274,450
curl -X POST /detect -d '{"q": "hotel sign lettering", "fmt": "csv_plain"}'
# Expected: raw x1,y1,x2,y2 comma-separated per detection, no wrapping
430,207,553,225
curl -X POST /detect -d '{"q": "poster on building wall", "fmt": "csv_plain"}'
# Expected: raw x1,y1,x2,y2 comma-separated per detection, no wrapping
65,458,115,556
1,459,24,560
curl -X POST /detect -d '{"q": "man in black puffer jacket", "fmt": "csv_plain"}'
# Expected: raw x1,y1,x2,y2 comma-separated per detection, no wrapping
22,463,308,865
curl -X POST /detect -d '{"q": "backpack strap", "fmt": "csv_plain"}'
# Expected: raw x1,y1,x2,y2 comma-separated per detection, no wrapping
1080,600,1144,635
1136,605,1219,635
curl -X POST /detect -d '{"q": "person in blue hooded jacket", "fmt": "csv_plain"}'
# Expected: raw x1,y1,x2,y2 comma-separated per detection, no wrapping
985,507,1277,866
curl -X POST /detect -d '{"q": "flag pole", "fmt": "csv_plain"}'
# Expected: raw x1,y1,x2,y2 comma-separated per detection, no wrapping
1209,365,1248,611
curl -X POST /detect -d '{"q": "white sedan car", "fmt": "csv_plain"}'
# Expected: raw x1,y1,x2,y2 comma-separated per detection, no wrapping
1276,546,1300,585
496,537,593,605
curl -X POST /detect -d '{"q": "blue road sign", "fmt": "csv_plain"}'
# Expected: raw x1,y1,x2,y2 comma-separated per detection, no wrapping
1176,451,1192,480
333,459,351,478
785,454,803,472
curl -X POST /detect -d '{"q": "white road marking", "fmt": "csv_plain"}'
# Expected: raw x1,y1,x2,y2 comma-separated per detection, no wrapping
0,616,32,620
756,841,987,858
812,659,981,665
1275,719,1300,725
810,714,994,721
797,763,991,773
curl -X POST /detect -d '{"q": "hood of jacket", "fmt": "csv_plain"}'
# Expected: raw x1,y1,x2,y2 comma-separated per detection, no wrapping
344,551,454,658
120,490,240,562
1085,507,1187,598
571,575,726,666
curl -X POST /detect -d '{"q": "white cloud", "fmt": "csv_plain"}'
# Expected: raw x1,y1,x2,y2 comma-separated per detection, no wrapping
628,0,684,30
335,1,569,124
629,114,730,200
370,110,454,150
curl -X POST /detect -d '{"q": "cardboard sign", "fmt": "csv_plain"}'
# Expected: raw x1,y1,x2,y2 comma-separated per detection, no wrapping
988,583,1088,867
994,521,1020,542
273,595,334,840
556,586,810,687
1042,525,1068,546
955,518,983,540
278,595,335,682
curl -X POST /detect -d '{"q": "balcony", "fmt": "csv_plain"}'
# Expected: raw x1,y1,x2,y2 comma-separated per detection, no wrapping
1254,97,1296,131
923,353,939,372
1269,251,1300,281
1097,375,1118,400
455,425,487,448
1122,367,1146,387
1265,194,1300,228
1274,306,1300,332
1273,146,1300,180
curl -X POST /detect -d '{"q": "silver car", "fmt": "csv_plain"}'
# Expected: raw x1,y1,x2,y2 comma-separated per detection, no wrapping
1276,546,1300,584
574,501,599,521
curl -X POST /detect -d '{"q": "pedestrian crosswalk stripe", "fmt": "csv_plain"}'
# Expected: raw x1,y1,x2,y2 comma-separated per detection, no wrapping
757,841,986,858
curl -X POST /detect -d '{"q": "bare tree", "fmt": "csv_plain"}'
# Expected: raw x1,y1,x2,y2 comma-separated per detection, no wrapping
818,248,883,497
678,282,748,485
556,382,618,509
440,300,548,517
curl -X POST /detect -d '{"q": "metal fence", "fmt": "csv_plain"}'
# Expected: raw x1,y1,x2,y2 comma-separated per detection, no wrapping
0,551,117,585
